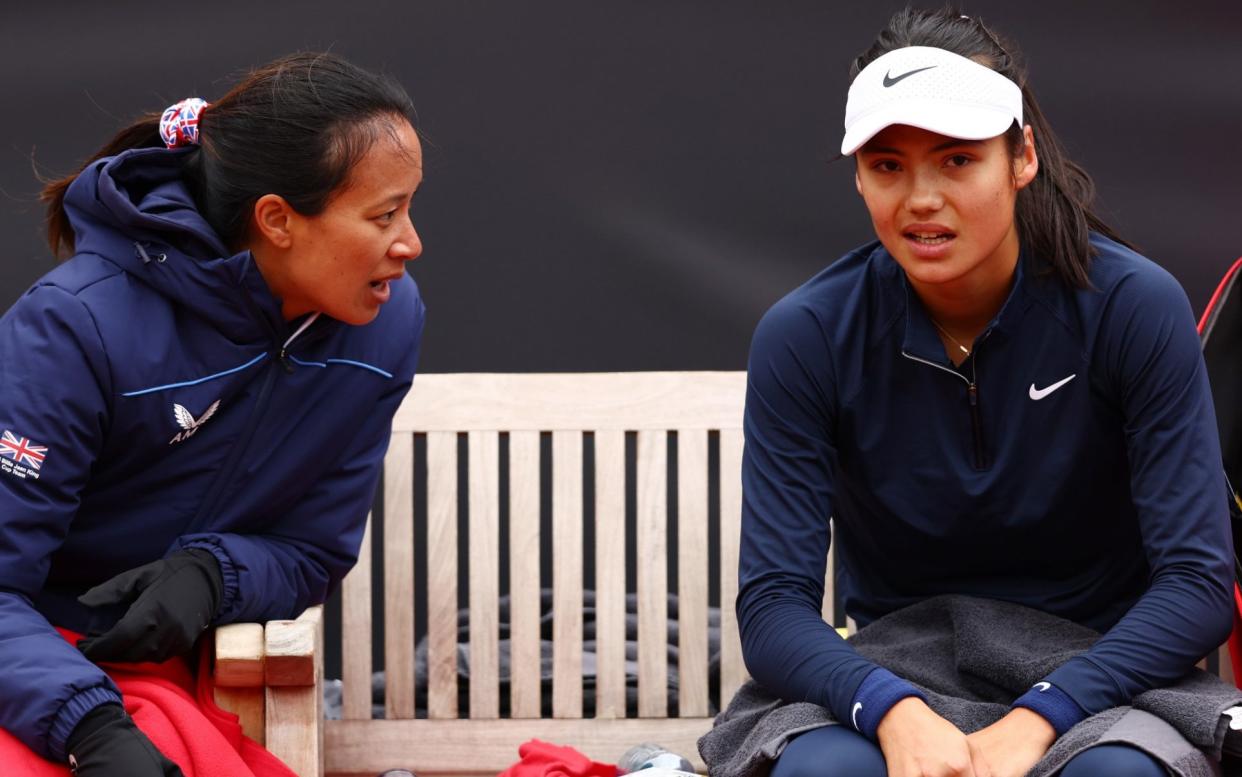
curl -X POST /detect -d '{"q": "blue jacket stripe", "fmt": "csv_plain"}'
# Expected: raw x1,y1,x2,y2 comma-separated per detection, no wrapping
288,356,392,377
119,353,269,396
288,356,327,368
324,358,393,379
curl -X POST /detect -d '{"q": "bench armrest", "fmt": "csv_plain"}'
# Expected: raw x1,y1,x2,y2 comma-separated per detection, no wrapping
213,606,324,777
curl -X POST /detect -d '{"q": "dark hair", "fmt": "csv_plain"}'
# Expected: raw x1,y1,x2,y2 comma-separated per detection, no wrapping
851,8,1131,288
41,52,416,256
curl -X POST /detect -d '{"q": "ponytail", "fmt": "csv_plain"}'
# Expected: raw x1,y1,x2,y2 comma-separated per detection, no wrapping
39,52,416,260
1005,94,1131,288
40,114,165,258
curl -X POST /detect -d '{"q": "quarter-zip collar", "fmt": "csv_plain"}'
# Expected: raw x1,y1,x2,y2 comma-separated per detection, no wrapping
899,246,1036,364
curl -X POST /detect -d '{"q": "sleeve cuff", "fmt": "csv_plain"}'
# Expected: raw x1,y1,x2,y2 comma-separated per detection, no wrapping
1012,681,1088,737
177,536,240,623
47,686,123,762
850,666,926,741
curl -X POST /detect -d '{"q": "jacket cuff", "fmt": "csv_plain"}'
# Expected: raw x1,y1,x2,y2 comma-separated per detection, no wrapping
1043,654,1126,717
1012,681,1088,737
48,686,123,762
850,666,926,741
177,536,239,624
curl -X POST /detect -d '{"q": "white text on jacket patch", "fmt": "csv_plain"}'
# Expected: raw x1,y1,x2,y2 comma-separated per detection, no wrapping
0,429,46,480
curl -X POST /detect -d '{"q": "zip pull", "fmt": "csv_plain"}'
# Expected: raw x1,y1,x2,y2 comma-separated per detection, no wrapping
968,383,978,406
134,242,166,265
274,311,320,375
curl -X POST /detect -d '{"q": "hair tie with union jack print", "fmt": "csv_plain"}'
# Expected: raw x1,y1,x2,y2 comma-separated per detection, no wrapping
159,98,209,148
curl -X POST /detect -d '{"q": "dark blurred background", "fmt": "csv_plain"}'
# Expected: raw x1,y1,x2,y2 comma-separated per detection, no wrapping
2,1,1240,374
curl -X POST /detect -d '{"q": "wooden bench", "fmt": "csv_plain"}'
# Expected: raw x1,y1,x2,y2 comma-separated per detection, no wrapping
210,370,1238,777
209,371,791,775
209,371,840,776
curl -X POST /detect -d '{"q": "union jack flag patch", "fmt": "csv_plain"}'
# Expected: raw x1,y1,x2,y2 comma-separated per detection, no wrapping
1,430,47,471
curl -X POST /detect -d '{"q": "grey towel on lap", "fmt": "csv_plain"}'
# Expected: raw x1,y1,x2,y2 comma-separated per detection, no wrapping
699,595,1242,777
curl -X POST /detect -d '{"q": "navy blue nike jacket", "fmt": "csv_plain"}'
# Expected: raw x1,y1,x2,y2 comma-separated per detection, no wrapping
737,236,1234,740
0,146,424,760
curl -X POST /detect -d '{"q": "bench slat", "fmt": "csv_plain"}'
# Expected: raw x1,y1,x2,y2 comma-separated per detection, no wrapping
636,430,669,718
593,429,627,719
426,431,459,719
325,717,714,774
384,435,416,720
468,431,500,719
341,514,373,720
822,520,835,626
677,429,710,717
719,428,747,707
394,372,745,431
552,431,584,718
508,431,542,718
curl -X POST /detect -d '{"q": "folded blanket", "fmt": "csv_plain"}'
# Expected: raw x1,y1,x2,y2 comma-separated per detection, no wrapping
699,595,1242,777
0,629,295,777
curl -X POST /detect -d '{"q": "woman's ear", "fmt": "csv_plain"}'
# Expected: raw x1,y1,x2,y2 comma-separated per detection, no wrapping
251,194,295,250
1014,124,1039,190
855,168,863,196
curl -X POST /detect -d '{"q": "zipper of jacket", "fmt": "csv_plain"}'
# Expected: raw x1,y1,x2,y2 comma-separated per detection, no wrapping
967,359,986,470
180,357,280,537
181,276,325,531
181,314,322,537
901,332,991,470
179,249,328,536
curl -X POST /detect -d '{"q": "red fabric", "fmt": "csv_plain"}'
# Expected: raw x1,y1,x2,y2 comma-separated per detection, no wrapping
499,739,618,777
0,629,296,777
1199,260,1242,690
1230,584,1242,690
1197,256,1242,333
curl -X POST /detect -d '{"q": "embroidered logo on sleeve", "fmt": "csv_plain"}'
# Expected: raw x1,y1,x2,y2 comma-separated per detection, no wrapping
1,430,47,480
169,400,221,445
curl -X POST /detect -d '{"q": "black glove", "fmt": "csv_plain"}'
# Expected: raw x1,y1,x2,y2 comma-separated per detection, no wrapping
66,704,184,776
77,549,223,663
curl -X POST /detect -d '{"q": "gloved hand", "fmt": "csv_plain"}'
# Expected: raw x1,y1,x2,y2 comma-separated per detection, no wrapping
66,704,184,776
77,548,223,663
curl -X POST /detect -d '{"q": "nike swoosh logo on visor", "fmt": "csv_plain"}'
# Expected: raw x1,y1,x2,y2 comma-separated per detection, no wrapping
883,65,936,87
1029,374,1076,400
1034,681,1052,692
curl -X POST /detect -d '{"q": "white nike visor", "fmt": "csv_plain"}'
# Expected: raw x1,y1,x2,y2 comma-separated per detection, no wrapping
841,46,1023,156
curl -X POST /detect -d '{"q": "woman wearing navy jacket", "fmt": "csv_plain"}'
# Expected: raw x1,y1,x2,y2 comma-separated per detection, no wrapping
733,9,1233,777
0,54,425,775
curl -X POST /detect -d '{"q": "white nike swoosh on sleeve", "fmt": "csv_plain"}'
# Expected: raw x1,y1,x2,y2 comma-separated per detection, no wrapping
1224,706,1242,731
852,702,863,729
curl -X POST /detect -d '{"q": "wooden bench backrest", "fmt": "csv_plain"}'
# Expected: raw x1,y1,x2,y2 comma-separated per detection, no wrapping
329,372,838,774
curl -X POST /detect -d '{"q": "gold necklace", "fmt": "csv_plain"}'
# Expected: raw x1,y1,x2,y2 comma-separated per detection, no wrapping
930,317,971,357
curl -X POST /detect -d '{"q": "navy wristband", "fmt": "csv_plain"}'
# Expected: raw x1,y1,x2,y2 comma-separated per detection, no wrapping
1012,681,1088,737
850,667,926,741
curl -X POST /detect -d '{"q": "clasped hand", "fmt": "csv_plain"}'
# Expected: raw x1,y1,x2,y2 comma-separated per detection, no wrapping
876,697,1055,777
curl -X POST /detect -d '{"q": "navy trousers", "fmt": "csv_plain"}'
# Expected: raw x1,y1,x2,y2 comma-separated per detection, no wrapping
770,725,1169,777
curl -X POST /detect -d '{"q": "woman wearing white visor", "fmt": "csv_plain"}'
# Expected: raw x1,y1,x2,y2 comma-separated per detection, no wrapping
725,8,1233,777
